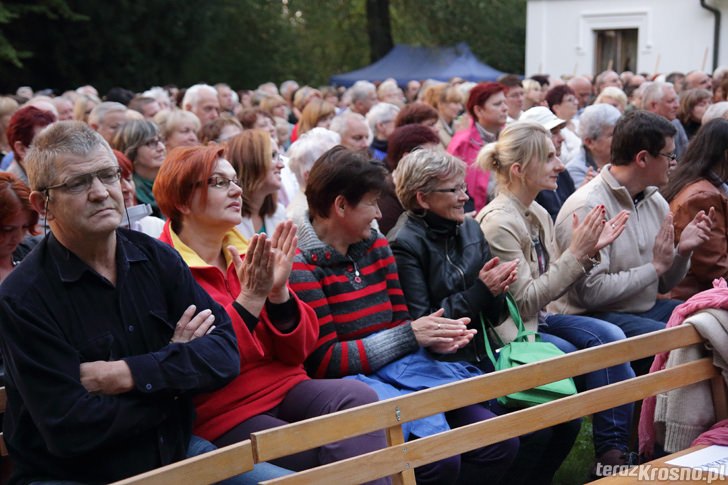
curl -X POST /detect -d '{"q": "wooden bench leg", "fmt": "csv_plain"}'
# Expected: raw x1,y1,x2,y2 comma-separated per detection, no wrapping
386,416,415,485
710,375,728,421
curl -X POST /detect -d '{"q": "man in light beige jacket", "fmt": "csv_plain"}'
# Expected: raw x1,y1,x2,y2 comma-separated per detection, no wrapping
551,110,713,373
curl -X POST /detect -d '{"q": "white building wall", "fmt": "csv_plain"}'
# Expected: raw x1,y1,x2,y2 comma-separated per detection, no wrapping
526,0,728,77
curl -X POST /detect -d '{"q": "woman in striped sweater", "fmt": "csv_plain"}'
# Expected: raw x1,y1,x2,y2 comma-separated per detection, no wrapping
289,146,519,485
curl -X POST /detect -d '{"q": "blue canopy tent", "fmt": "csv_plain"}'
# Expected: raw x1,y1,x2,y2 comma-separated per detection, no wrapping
329,43,506,87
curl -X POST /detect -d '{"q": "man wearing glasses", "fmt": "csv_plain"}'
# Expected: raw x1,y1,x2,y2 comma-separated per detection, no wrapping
551,111,714,374
0,121,240,483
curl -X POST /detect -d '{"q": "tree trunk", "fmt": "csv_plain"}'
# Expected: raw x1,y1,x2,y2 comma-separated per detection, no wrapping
366,0,393,64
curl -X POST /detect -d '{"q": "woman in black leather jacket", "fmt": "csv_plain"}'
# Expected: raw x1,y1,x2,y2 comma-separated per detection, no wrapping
389,147,579,485
389,148,516,361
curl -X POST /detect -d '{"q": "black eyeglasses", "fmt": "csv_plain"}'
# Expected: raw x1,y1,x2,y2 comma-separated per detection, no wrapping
144,136,164,148
43,167,122,194
206,176,241,190
659,152,677,161
431,183,467,194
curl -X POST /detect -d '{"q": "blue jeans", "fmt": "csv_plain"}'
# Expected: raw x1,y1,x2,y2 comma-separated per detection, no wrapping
589,299,682,375
188,435,292,484
540,314,635,456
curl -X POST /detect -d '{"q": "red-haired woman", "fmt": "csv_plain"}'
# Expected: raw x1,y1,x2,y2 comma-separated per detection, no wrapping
447,82,509,211
0,173,40,283
153,145,386,479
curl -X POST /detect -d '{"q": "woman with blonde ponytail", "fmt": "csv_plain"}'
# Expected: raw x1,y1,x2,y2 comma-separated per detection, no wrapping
476,121,639,475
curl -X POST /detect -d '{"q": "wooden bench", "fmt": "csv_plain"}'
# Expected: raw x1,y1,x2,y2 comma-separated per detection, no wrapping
15,316,727,484
251,323,727,484
112,440,254,485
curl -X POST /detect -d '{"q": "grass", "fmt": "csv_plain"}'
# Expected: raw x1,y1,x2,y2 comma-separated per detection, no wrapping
553,417,595,485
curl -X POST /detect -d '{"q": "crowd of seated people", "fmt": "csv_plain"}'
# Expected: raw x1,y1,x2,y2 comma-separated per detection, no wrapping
1,66,727,483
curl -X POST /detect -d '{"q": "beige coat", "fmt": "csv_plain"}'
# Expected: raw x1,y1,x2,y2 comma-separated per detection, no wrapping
477,192,589,343
552,165,690,315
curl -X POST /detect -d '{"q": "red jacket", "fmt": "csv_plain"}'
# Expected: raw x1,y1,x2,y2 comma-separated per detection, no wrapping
159,222,319,441
447,120,492,211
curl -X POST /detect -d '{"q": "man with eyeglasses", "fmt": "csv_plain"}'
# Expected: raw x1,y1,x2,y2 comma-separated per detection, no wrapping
0,121,241,483
552,111,714,375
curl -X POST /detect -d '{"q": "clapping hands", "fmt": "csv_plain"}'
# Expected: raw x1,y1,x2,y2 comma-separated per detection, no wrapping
230,221,298,315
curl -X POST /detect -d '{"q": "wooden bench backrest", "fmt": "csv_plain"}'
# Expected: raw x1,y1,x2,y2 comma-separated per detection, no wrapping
252,324,724,484
9,321,725,485
111,440,254,485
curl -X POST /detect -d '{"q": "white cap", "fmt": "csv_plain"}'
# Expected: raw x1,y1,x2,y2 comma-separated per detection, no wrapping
520,106,567,131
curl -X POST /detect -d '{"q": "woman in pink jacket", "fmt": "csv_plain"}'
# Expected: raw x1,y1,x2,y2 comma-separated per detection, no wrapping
447,82,509,211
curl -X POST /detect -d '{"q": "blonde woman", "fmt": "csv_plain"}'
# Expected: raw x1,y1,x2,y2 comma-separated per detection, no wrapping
522,79,544,111
154,109,201,151
298,98,336,136
476,121,636,473
595,86,628,114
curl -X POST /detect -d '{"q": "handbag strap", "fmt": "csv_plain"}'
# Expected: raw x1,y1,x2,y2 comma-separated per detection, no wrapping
480,292,527,367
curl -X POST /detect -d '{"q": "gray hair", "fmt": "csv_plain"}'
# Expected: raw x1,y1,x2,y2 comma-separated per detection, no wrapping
182,84,217,110
348,80,376,104
703,102,728,124
142,87,172,108
329,111,371,143
287,128,341,186
279,80,299,100
366,102,400,134
713,66,728,82
25,121,112,191
88,102,127,126
111,119,159,162
641,81,673,109
578,104,621,141
394,148,466,212
594,70,619,91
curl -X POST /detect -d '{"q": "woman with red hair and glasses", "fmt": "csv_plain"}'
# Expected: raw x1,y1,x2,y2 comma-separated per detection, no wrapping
0,173,40,283
152,145,386,480
447,82,509,211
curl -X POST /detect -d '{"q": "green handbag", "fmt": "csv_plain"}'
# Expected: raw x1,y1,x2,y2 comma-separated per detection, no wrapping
483,293,577,408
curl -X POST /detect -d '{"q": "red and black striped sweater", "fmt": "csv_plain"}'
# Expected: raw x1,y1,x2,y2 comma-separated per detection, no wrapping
290,221,419,379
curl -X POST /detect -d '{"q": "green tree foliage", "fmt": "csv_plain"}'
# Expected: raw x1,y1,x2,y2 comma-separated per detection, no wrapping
0,0,526,93
391,0,526,75
0,0,85,67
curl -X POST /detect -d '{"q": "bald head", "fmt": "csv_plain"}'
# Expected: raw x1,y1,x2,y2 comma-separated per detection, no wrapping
684,71,712,92
595,70,622,94
567,76,593,109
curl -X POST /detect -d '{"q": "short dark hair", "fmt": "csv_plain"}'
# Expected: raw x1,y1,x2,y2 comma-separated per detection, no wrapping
385,124,440,172
394,102,438,128
306,146,388,220
610,110,677,166
545,85,576,110
498,74,522,90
